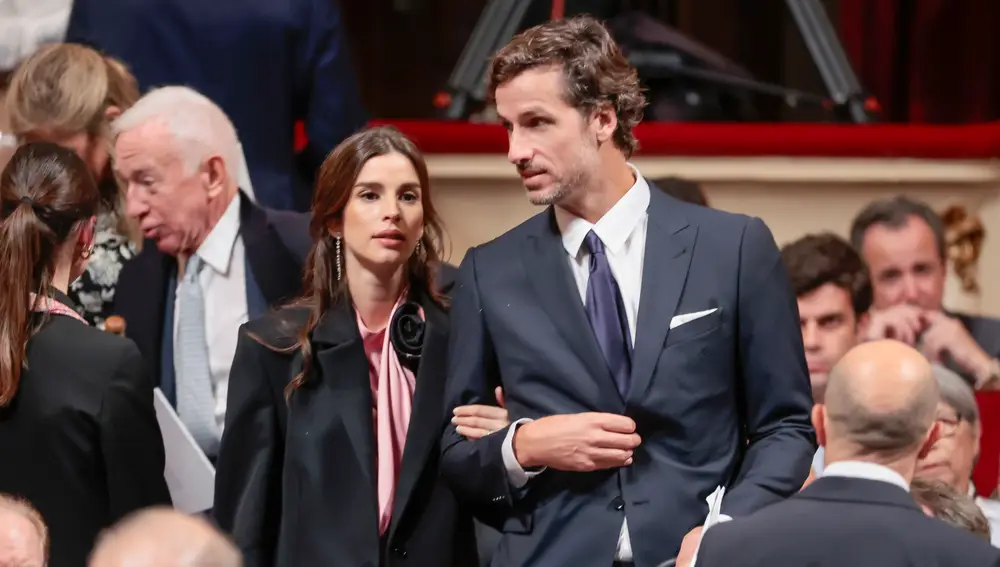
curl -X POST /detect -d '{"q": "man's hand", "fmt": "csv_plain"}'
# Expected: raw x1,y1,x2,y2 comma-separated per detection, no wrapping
512,413,640,471
920,311,995,385
453,387,509,440
676,526,703,567
864,304,929,345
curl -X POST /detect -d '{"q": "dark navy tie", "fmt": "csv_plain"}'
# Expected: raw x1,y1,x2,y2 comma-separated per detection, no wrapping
583,230,633,398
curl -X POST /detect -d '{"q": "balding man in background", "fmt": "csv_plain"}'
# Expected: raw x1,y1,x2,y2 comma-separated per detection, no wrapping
111,86,311,463
697,340,1000,567
89,508,240,567
0,494,46,567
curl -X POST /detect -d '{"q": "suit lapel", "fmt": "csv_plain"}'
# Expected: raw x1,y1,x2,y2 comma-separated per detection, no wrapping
113,240,173,389
239,193,304,306
628,190,696,403
302,300,378,494
521,212,614,387
387,296,449,542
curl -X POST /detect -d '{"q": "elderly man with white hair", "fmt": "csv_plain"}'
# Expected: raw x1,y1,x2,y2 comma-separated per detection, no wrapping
110,86,311,463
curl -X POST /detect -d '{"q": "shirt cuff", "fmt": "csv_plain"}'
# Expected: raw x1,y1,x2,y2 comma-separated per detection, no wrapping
713,514,733,526
501,418,546,488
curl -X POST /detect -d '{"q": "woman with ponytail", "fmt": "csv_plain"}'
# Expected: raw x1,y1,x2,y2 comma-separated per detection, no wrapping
0,142,170,567
214,126,508,567
5,43,140,327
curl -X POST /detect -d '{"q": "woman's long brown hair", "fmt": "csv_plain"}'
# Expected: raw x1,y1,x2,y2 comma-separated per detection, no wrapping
258,126,448,399
0,142,101,407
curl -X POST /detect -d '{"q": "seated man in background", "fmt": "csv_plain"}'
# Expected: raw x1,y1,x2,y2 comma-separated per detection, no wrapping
89,507,241,567
851,196,1000,388
111,86,312,461
0,494,46,567
650,176,710,207
781,233,871,478
916,365,1000,545
912,477,992,542
696,340,1000,567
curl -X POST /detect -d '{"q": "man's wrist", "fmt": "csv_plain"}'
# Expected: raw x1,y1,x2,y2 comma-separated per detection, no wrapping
512,421,540,469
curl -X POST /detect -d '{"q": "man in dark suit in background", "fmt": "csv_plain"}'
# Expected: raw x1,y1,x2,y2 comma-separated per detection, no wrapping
851,196,1000,389
697,340,1000,567
440,16,815,567
111,86,311,461
66,0,367,212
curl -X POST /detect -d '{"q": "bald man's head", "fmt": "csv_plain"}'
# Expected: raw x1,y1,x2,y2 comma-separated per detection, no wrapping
0,494,46,567
89,508,241,567
821,340,940,461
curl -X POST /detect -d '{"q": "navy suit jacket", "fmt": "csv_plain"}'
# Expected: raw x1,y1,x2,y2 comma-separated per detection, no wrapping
698,476,1000,567
112,195,311,396
66,0,367,211
440,189,816,567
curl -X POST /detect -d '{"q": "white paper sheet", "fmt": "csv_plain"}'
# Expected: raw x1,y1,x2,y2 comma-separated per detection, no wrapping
153,387,216,514
690,485,726,567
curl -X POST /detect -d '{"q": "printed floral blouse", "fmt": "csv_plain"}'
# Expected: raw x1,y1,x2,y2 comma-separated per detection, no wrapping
68,212,136,328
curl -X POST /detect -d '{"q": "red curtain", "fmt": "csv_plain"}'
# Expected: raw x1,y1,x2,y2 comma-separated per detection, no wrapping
840,0,1000,123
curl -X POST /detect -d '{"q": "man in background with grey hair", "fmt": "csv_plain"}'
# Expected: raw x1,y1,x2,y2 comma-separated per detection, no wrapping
89,507,241,567
917,364,1000,546
697,340,1000,566
110,86,311,463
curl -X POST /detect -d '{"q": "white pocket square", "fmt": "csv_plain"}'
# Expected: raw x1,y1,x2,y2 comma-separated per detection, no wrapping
670,308,718,330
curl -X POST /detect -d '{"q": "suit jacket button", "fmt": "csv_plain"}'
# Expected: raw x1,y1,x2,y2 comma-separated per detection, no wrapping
610,496,625,511
393,547,408,558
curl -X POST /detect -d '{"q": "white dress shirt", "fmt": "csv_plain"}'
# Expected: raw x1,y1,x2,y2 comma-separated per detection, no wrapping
501,169,649,561
173,193,248,434
969,483,1000,548
821,460,910,492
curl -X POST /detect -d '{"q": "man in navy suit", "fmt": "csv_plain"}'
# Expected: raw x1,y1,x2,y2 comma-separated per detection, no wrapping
110,86,311,460
66,0,367,212
440,16,815,567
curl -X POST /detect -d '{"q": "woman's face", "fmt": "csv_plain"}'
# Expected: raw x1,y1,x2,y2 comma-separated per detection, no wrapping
24,129,108,181
338,152,424,280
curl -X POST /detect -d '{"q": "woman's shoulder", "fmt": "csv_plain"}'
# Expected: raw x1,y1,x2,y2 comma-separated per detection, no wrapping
29,316,144,391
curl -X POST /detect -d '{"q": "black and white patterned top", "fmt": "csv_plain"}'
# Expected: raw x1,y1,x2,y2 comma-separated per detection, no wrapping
68,212,137,328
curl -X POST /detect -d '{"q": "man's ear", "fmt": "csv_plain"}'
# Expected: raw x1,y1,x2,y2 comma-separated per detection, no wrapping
917,422,941,460
591,103,618,146
203,155,228,198
812,404,827,449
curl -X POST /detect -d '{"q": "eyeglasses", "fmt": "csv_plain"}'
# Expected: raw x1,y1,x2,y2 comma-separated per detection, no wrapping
936,413,962,438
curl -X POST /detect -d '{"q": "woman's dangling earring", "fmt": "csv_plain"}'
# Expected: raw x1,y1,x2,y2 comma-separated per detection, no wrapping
81,245,94,260
335,234,343,281
415,239,422,258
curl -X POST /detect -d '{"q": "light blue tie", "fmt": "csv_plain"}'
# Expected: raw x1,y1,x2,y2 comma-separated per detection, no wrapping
174,255,220,456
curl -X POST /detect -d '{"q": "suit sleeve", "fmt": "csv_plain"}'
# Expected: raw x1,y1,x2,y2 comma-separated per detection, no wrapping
213,327,283,567
723,217,816,516
99,340,172,520
439,248,513,526
293,0,367,186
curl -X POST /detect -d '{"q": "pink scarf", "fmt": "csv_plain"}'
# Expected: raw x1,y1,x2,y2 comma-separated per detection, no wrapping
356,296,420,535
30,293,87,324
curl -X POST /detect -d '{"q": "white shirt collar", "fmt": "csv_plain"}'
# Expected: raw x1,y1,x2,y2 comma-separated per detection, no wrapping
822,460,910,492
554,164,650,258
195,193,241,275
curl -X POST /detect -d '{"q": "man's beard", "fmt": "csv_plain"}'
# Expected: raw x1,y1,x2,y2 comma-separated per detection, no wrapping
525,160,590,207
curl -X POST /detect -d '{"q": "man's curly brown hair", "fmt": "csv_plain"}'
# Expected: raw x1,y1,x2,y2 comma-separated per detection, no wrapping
487,15,647,157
